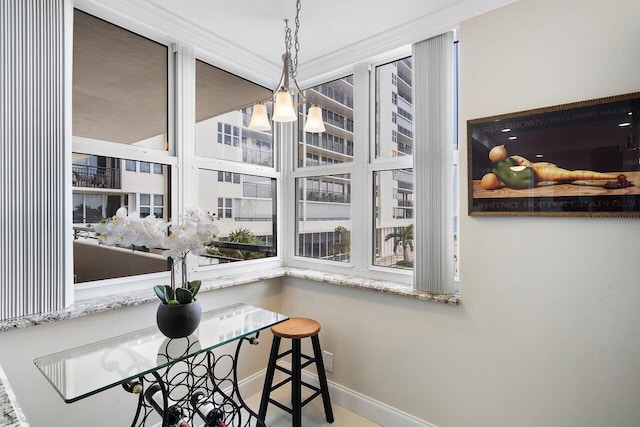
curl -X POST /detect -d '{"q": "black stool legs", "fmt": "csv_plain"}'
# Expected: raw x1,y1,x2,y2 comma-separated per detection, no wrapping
311,335,334,422
259,335,282,420
259,334,334,426
291,338,302,425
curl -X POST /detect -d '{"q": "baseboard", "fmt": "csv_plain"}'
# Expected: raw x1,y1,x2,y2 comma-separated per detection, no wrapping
236,367,270,403
244,363,436,427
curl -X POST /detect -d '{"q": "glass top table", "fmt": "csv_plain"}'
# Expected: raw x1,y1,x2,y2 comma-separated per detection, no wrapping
34,303,288,404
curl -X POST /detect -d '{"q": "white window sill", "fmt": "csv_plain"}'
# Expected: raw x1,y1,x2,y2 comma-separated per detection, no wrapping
284,268,459,305
0,267,459,332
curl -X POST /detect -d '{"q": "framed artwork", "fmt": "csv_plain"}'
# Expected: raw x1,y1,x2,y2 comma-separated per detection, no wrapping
467,92,640,217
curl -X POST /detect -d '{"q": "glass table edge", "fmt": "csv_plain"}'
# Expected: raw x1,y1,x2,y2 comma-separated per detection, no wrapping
33,303,289,402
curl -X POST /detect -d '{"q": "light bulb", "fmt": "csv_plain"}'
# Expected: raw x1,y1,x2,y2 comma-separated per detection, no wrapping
248,103,271,131
272,88,297,122
303,104,325,133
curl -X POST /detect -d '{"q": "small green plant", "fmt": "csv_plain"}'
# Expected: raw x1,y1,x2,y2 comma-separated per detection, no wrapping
395,260,414,268
220,227,266,260
154,280,201,305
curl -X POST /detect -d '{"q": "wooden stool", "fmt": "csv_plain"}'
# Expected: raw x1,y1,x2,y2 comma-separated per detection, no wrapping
259,318,334,426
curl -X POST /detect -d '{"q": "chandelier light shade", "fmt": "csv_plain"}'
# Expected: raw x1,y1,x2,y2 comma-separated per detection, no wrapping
247,0,325,134
272,88,297,122
303,104,325,133
248,102,272,131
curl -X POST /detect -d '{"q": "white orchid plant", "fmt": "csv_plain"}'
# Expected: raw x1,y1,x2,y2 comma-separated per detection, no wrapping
95,207,218,305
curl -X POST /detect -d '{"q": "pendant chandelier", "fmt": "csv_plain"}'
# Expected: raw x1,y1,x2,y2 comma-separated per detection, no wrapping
248,0,325,134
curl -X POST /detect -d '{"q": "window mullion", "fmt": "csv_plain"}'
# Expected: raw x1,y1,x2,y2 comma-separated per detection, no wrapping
173,44,197,276
351,63,371,275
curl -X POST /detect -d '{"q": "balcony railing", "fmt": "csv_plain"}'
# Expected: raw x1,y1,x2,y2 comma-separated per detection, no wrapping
397,181,414,190
397,200,414,207
302,189,351,204
303,134,354,157
242,182,273,199
310,85,354,108
398,90,413,105
397,70,412,86
72,165,121,189
393,207,414,219
242,147,273,167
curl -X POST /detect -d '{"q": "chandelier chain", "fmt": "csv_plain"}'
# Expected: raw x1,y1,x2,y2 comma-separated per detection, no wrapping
284,19,292,58
292,0,301,79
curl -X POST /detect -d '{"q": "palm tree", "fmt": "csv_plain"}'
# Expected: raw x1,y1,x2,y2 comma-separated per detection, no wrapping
384,224,414,263
330,226,351,261
209,227,266,260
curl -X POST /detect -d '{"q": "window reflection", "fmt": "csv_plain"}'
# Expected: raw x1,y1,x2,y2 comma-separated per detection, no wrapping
198,170,276,266
373,169,414,270
376,57,414,159
72,9,171,284
298,75,354,167
73,10,168,149
296,175,352,263
72,153,170,283
194,60,273,166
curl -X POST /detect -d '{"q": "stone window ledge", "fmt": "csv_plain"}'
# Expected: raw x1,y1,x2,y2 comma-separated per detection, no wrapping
0,267,459,332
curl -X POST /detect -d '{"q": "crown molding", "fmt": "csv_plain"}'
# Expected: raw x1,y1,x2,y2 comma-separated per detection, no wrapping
74,0,518,87
296,0,519,82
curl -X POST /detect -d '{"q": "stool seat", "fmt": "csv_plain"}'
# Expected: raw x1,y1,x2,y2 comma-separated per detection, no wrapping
272,317,320,339
260,317,334,426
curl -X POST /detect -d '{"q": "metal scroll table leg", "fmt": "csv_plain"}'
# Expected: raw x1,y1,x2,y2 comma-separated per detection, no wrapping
124,333,266,427
232,332,266,427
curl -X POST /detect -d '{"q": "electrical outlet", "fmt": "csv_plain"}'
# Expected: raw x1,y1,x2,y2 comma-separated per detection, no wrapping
323,351,334,373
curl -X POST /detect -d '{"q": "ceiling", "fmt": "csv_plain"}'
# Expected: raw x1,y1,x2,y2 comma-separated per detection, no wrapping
146,0,458,66
85,0,519,84
73,0,519,145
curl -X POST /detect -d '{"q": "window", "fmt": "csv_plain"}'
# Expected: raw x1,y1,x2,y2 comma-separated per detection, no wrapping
139,193,164,218
194,60,274,165
217,123,240,146
293,75,354,265
373,169,414,268
139,162,151,173
195,60,277,268
296,174,351,262
287,36,456,293
217,198,232,218
67,8,453,300
217,171,240,183
71,9,171,285
373,57,415,271
298,75,354,168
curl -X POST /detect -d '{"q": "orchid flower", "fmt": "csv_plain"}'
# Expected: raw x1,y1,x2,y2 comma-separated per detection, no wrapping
97,207,216,261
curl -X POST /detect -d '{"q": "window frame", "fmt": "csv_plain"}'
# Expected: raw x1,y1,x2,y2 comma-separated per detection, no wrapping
71,7,178,299
189,57,282,279
286,44,456,290
286,63,416,285
69,4,456,302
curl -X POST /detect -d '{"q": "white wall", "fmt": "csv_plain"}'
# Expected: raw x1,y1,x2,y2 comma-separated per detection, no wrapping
0,280,281,427
3,1,640,426
281,0,640,425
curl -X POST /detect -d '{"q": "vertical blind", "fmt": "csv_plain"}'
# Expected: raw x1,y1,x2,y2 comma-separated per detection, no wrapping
0,0,66,319
413,32,456,294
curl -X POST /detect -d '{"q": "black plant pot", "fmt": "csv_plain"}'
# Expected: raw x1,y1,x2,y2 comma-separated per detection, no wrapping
156,300,202,338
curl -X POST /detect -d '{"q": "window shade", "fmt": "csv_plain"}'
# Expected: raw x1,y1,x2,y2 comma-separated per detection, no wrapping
0,0,66,319
413,32,455,294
